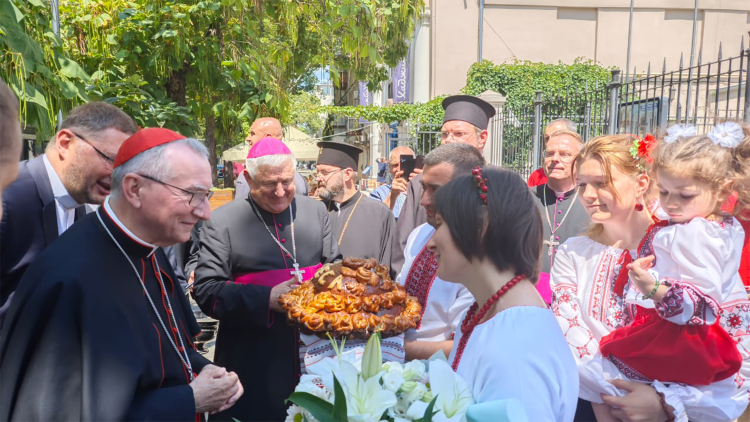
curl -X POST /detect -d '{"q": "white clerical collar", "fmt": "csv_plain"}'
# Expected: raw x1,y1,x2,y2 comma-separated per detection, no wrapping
103,196,159,257
43,154,80,210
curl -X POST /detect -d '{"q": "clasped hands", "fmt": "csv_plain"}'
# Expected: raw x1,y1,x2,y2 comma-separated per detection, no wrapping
190,364,244,414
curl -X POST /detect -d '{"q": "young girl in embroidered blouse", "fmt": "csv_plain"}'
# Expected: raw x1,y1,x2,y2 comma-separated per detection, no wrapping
597,122,750,405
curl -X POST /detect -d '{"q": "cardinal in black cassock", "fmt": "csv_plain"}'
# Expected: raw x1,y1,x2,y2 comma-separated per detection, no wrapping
193,137,340,421
0,128,222,421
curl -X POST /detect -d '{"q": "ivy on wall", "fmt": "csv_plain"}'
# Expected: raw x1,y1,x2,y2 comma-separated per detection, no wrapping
323,58,613,124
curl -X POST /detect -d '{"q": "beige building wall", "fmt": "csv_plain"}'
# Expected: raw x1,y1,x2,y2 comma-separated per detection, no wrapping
428,0,750,97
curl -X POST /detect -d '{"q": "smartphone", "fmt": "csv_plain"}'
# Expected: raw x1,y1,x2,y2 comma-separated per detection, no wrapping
400,154,416,180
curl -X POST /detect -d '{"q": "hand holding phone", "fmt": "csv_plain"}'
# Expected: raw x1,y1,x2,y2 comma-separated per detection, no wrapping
399,154,424,181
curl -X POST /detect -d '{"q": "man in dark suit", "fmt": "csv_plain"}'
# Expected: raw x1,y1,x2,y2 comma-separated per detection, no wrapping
0,102,138,325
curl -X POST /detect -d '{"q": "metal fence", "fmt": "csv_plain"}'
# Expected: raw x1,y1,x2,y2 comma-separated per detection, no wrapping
381,123,443,158
501,41,750,179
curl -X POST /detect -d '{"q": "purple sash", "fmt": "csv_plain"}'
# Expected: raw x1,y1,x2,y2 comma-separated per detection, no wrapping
537,272,552,304
233,263,323,287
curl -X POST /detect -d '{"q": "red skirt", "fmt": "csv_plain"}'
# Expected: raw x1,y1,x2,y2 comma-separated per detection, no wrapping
600,307,742,385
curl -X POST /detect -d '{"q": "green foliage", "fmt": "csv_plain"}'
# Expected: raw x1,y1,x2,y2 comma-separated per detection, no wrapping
320,96,446,125
464,58,613,108
3,0,422,182
0,0,89,140
289,92,326,137
324,58,611,129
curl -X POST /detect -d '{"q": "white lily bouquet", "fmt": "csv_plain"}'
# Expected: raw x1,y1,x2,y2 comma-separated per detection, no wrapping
286,334,474,422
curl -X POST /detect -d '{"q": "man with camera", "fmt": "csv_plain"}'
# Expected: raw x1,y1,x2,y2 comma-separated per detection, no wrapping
369,146,415,221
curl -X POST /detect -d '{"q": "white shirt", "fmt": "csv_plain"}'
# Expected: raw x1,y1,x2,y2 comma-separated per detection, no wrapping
43,155,81,235
103,197,158,256
397,223,475,342
551,234,750,422
235,176,249,201
449,306,579,422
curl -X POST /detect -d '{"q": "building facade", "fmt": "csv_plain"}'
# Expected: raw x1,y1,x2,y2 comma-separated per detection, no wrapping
415,0,750,98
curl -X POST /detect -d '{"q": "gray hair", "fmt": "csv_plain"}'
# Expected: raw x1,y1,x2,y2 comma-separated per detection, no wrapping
245,154,297,178
110,138,208,198
424,143,486,176
545,118,577,133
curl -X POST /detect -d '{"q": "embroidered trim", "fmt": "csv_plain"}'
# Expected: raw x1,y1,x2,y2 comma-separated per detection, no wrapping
404,239,439,329
656,279,683,318
655,278,723,324
608,354,652,382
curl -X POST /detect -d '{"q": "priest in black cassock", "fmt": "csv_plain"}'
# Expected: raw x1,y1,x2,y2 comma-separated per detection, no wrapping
0,128,243,421
533,129,590,300
316,140,395,270
193,137,340,421
391,95,495,275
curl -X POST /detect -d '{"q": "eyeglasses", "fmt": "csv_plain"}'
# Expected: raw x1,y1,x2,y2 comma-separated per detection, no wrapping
316,168,343,181
71,131,115,167
138,174,214,207
440,131,476,141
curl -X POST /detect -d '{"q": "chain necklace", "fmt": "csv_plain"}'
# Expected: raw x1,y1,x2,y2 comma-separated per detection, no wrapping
542,185,579,256
248,197,304,282
96,212,193,381
336,192,363,246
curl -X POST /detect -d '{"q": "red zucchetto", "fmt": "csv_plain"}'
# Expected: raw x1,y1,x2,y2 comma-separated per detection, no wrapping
113,128,186,168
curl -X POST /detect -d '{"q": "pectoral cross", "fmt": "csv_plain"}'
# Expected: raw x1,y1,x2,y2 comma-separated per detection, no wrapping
291,262,305,283
543,235,559,256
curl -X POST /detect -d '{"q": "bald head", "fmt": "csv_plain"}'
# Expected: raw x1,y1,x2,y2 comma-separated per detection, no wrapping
544,119,577,139
388,146,415,178
247,117,283,146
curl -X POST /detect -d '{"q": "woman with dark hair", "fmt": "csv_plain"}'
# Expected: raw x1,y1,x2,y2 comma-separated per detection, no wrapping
427,166,578,421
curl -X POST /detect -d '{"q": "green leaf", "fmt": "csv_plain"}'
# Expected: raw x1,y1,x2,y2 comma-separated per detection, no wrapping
114,50,130,61
221,61,235,67
23,84,48,109
57,57,89,80
27,0,46,7
331,376,348,422
285,392,334,421
57,79,79,99
422,395,439,422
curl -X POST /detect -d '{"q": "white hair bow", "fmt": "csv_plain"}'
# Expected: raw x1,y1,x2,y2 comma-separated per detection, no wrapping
708,122,744,149
663,124,697,144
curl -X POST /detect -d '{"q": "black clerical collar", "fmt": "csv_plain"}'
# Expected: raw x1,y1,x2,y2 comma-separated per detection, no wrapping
98,197,158,258
324,190,361,212
340,190,361,208
539,184,576,203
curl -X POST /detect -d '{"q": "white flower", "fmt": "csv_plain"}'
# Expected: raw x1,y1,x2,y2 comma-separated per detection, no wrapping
404,382,428,404
400,380,418,393
294,374,330,402
285,404,318,422
382,361,405,374
664,124,697,143
320,360,397,422
406,400,429,419
428,360,474,420
708,122,744,148
382,371,405,393
402,360,426,382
